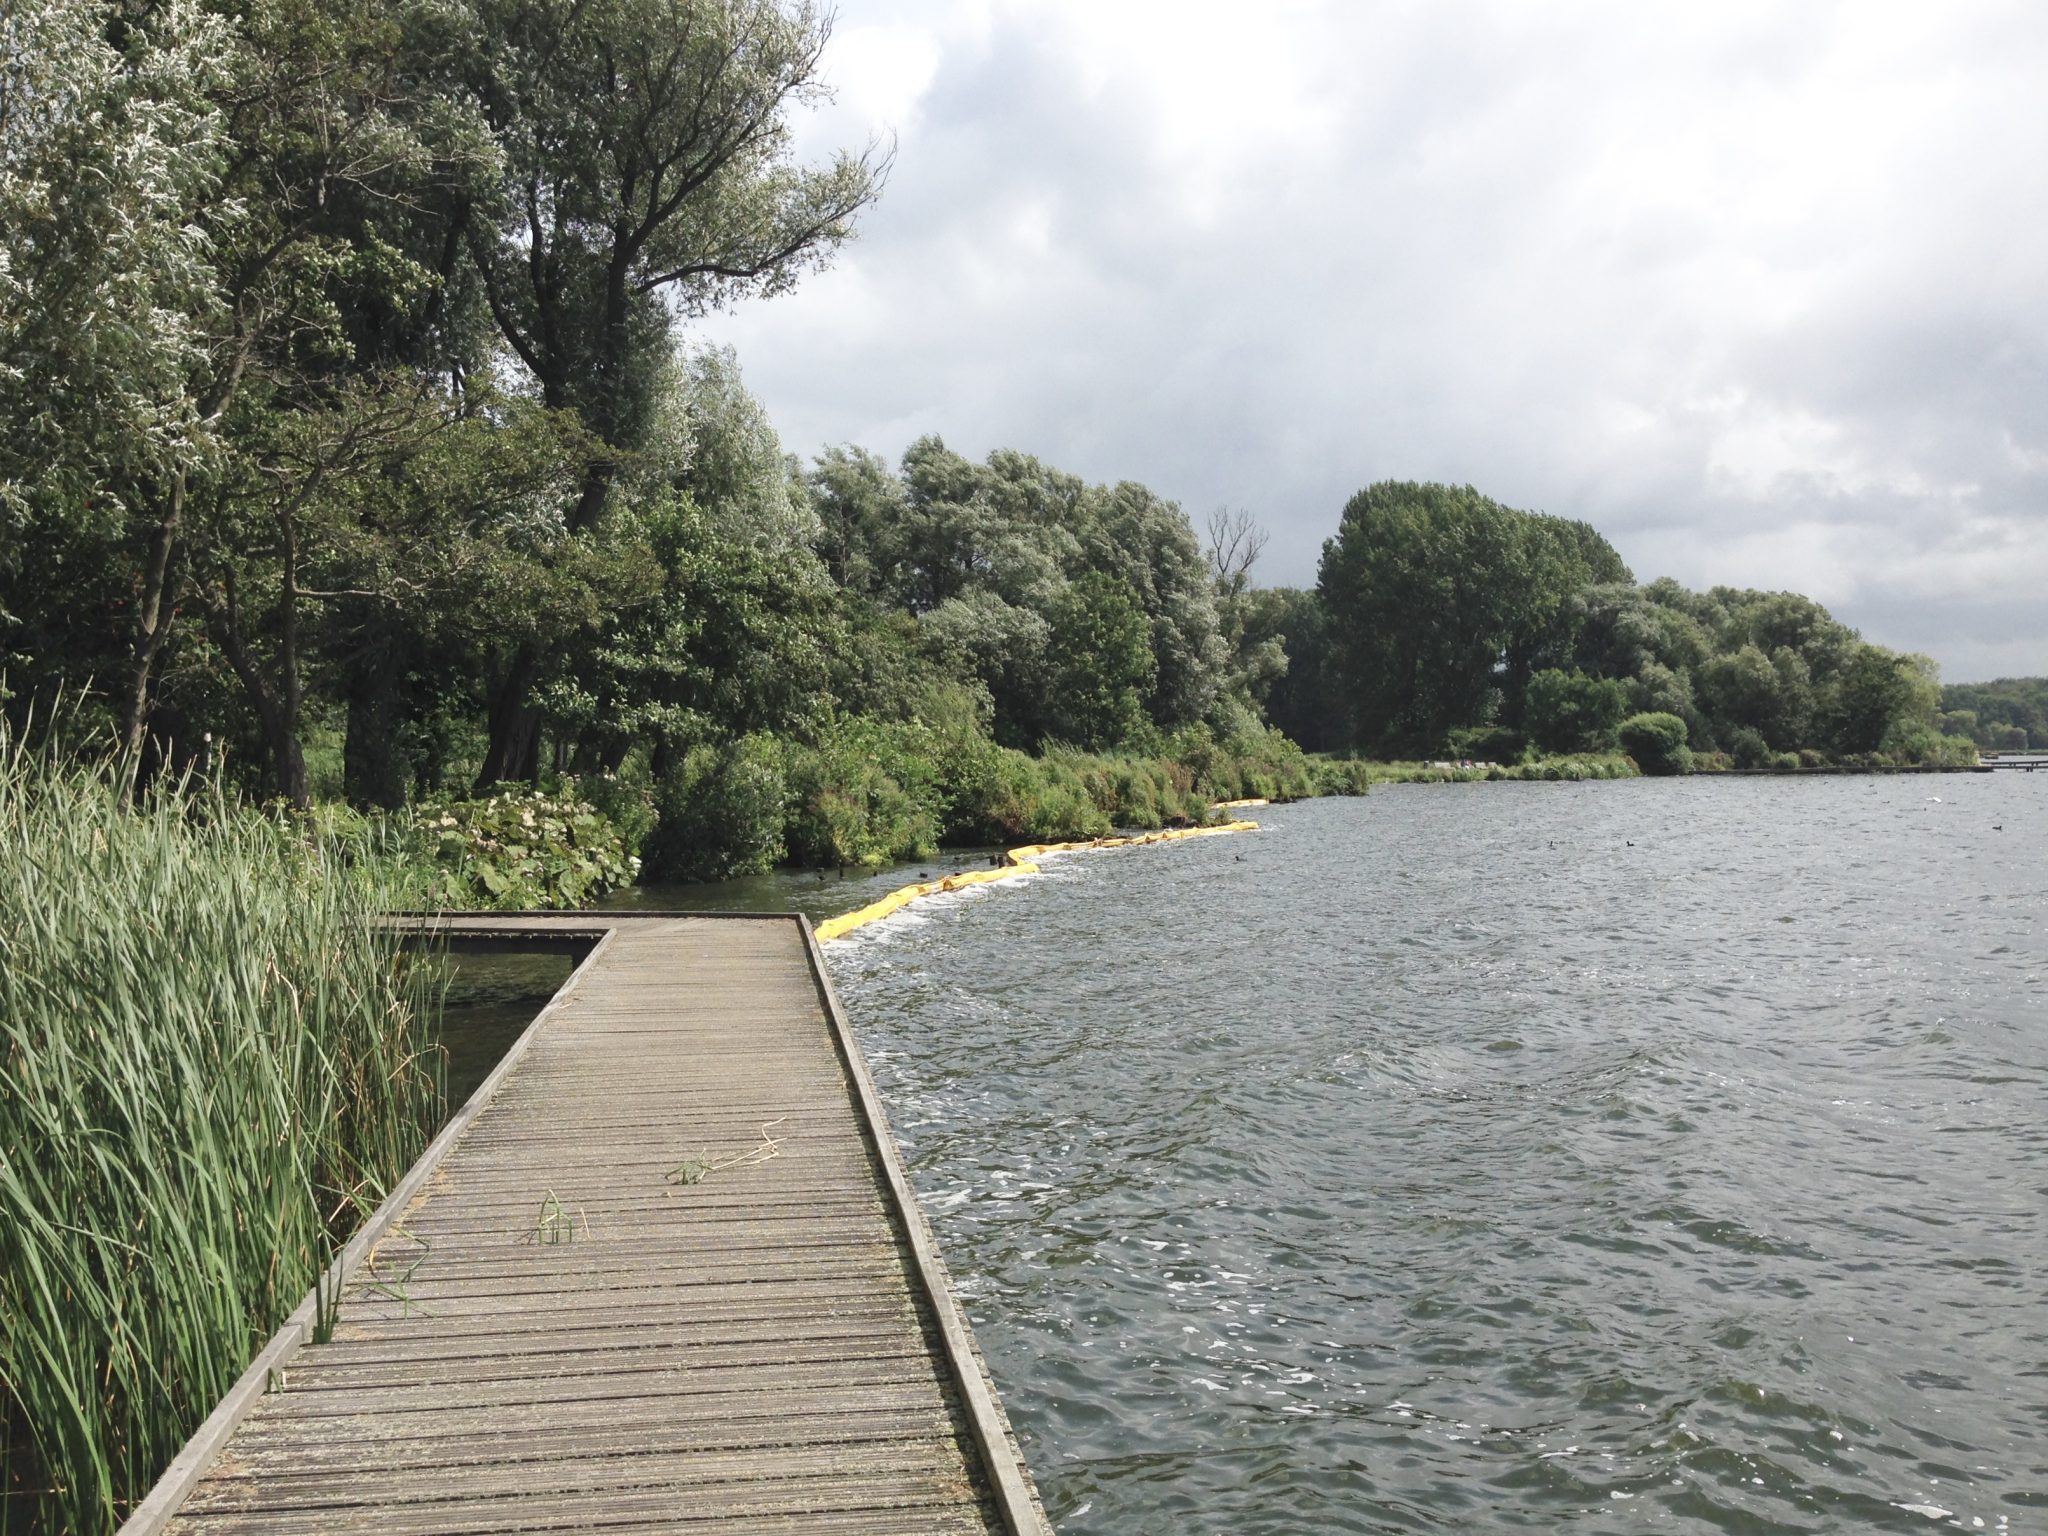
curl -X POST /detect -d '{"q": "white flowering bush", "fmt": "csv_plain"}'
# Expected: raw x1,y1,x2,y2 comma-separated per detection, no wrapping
407,786,637,909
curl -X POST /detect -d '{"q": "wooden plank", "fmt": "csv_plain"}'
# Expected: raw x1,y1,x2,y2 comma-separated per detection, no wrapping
166,1469,987,1536
186,1437,984,1513
122,913,1048,1536
219,1382,964,1457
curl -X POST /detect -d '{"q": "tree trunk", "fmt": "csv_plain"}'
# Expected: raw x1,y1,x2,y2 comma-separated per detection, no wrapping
211,568,311,811
344,662,410,809
470,252,631,778
267,715,311,809
475,645,545,789
118,474,186,796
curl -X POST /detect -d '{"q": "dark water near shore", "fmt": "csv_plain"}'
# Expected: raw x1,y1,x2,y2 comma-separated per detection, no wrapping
817,777,2045,1534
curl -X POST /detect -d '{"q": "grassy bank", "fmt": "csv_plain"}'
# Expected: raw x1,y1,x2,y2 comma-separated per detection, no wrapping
1340,752,1640,785
0,745,443,1534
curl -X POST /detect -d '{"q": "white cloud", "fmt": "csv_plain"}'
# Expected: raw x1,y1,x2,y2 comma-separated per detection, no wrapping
697,0,2048,679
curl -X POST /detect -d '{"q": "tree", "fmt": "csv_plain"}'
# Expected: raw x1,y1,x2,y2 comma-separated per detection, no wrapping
807,444,903,593
1205,506,1268,598
666,346,814,551
1258,588,1342,752
544,492,837,776
1819,644,1939,756
918,590,1051,748
1205,508,1287,716
1497,513,1633,719
0,0,229,763
1940,676,2046,749
1316,482,1532,755
1042,573,1155,751
462,0,886,784
1084,481,1221,730
1524,668,1628,753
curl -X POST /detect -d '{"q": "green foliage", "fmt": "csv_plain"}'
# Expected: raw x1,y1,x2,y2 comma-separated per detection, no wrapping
1819,645,1938,755
0,739,440,1534
643,736,788,883
1350,752,1636,785
1940,676,2044,750
1043,572,1157,750
1288,508,1961,772
0,0,228,525
1618,711,1694,776
1445,724,1528,763
408,786,636,907
1315,481,1631,755
1523,668,1629,753
1879,722,1981,769
838,437,1223,745
1167,721,1316,802
570,770,657,857
1307,757,1376,796
781,717,942,869
625,719,1322,873
1725,725,1771,770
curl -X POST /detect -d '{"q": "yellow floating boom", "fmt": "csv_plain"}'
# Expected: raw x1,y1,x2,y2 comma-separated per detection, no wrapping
814,820,1260,943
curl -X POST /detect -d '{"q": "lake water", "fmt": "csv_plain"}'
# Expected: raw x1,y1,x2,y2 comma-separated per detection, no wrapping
816,776,2045,1534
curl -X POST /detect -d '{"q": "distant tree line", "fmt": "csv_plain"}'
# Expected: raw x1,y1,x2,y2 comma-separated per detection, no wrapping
1257,481,1984,771
1939,678,2044,751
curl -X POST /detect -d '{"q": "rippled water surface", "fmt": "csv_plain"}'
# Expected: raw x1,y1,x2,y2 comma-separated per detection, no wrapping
821,777,2045,1534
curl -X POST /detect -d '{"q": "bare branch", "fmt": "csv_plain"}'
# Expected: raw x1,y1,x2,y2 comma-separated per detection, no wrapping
1206,506,1267,591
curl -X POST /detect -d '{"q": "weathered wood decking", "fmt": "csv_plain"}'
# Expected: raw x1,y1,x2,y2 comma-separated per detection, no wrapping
122,913,1049,1536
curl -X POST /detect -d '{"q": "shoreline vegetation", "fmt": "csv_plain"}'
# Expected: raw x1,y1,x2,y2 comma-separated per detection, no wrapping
0,744,441,1534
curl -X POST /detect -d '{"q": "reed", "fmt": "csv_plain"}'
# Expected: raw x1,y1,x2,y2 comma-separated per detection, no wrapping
0,737,441,1535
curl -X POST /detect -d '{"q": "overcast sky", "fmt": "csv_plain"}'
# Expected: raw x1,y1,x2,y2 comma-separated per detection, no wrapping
692,1,2048,681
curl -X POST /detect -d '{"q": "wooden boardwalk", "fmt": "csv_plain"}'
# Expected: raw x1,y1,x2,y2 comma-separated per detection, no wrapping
123,914,1049,1536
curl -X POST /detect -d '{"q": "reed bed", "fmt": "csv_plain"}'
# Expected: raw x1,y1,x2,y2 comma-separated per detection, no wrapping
0,740,442,1534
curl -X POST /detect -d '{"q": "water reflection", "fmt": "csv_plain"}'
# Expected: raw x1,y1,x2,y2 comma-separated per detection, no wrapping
431,952,573,1116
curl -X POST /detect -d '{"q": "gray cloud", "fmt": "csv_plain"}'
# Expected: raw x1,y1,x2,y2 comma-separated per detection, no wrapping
696,0,2048,680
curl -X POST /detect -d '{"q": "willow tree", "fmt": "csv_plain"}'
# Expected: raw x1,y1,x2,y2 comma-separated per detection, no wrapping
1,0,502,795
463,0,885,785
0,0,228,767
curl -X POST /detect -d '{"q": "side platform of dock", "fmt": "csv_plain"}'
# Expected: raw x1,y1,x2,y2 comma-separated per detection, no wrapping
120,913,1049,1536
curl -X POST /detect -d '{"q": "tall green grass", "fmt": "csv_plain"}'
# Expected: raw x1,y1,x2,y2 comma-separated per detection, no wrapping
0,739,442,1535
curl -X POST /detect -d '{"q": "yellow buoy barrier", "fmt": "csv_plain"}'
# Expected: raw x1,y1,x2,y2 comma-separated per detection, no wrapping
814,819,1260,943
1210,797,1270,810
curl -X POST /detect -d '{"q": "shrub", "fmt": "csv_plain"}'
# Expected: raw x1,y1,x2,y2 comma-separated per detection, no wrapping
1617,712,1694,776
643,736,788,882
1309,757,1373,796
1446,724,1527,763
573,771,657,858
1879,723,1981,769
1523,670,1628,753
782,718,941,869
410,786,637,907
1726,725,1771,770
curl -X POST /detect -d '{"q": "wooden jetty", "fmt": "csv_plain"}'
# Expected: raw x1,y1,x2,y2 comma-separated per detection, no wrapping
122,913,1050,1536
